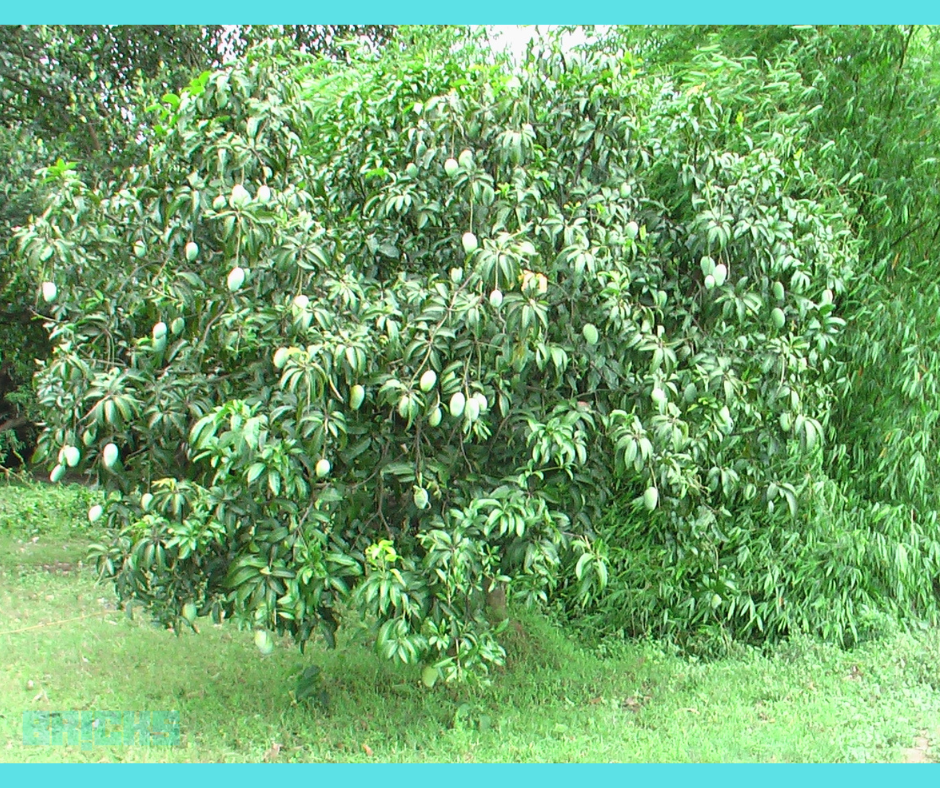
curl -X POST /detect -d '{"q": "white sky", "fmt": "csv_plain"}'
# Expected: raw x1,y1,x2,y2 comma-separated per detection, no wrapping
484,25,593,61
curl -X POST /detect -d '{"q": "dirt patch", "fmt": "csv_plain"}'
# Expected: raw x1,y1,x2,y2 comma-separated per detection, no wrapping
903,733,934,763
39,561,77,574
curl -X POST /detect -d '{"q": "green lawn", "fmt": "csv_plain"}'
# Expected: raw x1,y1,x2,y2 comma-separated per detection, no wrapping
1,478,938,763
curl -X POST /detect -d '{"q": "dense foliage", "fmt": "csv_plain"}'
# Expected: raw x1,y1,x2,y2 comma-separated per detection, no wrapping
608,27,940,513
0,125,50,460
13,26,940,671
15,27,881,674
573,25,940,653
0,24,394,467
0,25,394,167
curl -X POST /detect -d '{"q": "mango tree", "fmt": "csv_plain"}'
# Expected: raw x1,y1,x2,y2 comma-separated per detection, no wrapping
18,30,851,675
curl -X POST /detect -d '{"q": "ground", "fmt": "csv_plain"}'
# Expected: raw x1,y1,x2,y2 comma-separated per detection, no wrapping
1,479,938,763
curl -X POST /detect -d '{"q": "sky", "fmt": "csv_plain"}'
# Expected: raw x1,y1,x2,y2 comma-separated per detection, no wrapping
484,25,593,60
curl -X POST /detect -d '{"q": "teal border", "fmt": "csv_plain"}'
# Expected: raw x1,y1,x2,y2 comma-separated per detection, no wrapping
2,2,939,23
1,764,939,779
1,8,938,779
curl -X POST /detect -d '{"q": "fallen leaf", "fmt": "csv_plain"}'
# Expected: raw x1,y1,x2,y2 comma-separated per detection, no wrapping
362,743,373,757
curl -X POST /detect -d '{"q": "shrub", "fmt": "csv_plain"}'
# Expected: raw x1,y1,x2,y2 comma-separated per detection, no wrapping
17,31,857,674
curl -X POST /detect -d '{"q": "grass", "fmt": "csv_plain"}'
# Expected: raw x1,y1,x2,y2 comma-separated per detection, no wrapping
1,477,938,763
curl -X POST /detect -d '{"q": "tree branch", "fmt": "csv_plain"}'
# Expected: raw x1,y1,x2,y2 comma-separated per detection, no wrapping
0,416,28,434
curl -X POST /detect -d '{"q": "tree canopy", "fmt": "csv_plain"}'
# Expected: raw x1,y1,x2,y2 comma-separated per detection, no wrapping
0,24,395,465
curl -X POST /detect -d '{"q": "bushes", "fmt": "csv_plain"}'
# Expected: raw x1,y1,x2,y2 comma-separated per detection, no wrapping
553,25,940,654
26,27,940,672
0,127,52,465
576,464,940,655
0,476,99,538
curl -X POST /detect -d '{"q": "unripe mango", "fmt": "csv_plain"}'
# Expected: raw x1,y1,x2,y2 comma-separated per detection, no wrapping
63,446,80,468
230,184,250,208
273,347,290,369
465,397,480,422
350,384,366,410
419,370,437,392
227,266,245,292
449,392,466,418
102,442,119,469
398,394,412,419
254,629,274,655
